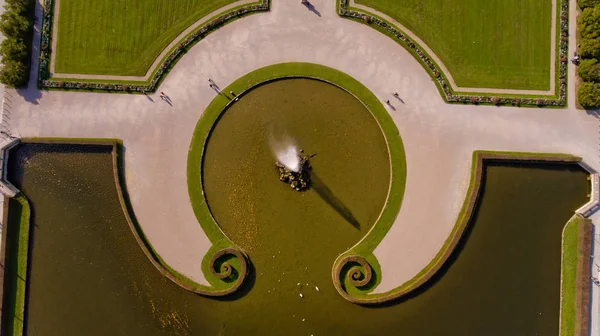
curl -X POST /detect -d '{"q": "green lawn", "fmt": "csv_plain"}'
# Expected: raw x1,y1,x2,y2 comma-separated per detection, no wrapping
55,0,239,76
1,196,30,336
560,215,586,336
355,0,553,90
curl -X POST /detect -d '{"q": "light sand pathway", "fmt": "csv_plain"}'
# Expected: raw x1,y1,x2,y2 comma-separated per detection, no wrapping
7,0,599,293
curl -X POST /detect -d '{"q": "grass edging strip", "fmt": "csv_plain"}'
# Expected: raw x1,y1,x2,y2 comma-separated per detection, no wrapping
333,151,584,304
337,0,569,108
559,214,592,336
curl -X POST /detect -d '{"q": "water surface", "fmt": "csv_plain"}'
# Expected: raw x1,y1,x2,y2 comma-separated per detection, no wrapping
3,89,589,336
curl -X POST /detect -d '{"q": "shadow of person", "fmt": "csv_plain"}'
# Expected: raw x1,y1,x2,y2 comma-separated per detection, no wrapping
303,1,321,17
311,171,360,229
386,101,396,111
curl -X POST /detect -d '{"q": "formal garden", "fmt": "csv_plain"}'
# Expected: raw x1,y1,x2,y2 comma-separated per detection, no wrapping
0,1,597,334
0,64,592,335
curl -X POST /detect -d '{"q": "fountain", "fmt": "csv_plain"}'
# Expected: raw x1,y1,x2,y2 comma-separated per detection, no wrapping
275,146,313,191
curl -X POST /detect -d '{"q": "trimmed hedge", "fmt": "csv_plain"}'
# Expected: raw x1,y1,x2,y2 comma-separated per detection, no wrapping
578,58,600,82
338,0,569,108
0,0,34,87
579,0,600,9
37,0,269,92
577,1,600,108
577,82,600,108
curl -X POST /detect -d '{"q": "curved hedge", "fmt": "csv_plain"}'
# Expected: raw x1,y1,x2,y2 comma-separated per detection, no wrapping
186,62,407,301
332,151,583,304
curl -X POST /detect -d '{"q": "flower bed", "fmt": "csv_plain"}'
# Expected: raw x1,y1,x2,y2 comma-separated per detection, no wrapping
338,0,569,108
37,0,270,92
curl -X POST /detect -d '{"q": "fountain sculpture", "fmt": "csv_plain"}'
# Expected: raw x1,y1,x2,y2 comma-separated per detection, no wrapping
275,146,314,191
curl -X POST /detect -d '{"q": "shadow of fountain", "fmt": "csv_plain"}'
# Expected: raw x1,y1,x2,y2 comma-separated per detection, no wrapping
311,171,360,230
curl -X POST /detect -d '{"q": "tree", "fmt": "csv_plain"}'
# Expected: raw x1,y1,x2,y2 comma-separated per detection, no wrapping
578,0,600,9
0,0,31,87
0,38,27,62
0,58,27,87
579,6,600,40
578,58,600,82
579,37,600,59
0,10,29,39
578,82,600,108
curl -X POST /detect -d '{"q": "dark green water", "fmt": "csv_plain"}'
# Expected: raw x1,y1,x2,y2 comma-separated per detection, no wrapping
203,78,390,267
2,85,589,335
5,148,589,335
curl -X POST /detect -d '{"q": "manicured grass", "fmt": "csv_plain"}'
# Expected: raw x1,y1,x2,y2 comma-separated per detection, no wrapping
1,196,30,336
55,0,239,75
560,215,579,336
355,0,553,90
560,215,589,336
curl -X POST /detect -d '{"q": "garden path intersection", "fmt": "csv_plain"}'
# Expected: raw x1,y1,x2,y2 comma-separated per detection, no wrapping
5,0,600,321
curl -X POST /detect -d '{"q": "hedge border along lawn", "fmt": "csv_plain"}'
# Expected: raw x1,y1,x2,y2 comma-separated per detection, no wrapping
338,0,569,108
54,0,238,76
354,0,552,90
37,0,270,91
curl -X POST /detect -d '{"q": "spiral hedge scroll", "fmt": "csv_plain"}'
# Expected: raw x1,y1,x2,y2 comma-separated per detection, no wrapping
209,247,249,288
333,255,375,303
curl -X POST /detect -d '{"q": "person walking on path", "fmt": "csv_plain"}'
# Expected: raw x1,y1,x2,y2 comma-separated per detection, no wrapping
159,92,172,103
393,92,405,104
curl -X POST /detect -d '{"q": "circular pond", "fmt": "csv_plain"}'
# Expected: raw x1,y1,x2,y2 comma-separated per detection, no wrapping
203,78,391,260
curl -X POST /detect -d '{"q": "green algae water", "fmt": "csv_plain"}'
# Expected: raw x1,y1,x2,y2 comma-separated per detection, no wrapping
5,146,588,336
203,78,391,268
3,83,589,336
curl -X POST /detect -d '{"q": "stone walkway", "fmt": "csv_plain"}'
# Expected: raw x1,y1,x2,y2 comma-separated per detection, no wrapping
6,0,600,300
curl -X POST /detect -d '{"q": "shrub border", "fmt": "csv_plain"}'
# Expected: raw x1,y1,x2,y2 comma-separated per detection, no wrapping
337,0,569,108
333,151,585,304
36,0,270,92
